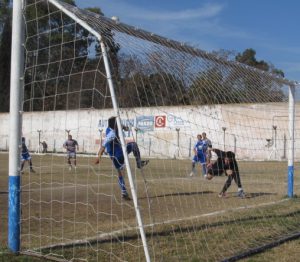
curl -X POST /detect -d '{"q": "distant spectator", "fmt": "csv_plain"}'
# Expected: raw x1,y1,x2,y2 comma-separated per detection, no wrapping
21,137,35,174
202,132,212,147
202,132,212,161
63,135,79,171
40,141,48,153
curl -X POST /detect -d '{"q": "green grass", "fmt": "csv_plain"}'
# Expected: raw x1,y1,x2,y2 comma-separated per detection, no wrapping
1,152,300,261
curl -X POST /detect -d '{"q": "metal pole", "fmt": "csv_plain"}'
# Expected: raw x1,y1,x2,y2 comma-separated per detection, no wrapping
287,85,295,198
37,130,41,153
233,135,237,154
8,0,24,253
65,129,70,137
53,139,56,153
222,127,226,151
99,40,151,262
283,133,286,160
134,127,139,144
272,125,277,160
176,128,180,157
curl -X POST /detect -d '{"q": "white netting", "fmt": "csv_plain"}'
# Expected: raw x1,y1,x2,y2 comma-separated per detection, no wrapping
16,0,300,261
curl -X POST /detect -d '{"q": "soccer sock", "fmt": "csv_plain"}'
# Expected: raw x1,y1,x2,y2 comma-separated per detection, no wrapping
192,162,196,172
201,164,207,176
118,176,127,194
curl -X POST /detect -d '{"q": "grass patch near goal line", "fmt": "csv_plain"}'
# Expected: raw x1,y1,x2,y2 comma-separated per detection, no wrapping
1,153,300,261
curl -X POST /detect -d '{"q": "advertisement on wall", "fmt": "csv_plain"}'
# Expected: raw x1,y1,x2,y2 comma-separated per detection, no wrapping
155,116,166,128
136,116,154,131
167,113,188,128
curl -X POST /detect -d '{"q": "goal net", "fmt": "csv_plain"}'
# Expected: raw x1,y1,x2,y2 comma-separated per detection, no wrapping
15,0,300,260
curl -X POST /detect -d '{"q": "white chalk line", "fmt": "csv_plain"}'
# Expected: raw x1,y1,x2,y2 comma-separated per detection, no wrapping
36,198,290,251
21,175,298,193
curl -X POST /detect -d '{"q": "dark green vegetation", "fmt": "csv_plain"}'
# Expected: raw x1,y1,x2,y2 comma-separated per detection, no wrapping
0,1,286,112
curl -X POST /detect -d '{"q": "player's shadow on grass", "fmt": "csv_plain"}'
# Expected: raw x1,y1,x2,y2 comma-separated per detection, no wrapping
0,191,8,194
243,192,277,199
140,190,214,200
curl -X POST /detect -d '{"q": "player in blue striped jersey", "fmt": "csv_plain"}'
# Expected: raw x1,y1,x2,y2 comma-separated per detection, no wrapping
95,116,149,200
20,137,35,174
190,134,208,177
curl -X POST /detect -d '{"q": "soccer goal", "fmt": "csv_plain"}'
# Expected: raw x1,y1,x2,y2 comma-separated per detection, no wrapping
8,0,300,261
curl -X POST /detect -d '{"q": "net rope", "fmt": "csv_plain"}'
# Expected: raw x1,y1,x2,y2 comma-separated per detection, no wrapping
17,0,300,261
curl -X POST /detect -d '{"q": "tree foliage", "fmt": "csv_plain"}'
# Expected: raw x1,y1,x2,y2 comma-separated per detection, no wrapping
235,48,284,77
187,48,286,105
0,0,11,112
22,0,114,111
0,1,287,112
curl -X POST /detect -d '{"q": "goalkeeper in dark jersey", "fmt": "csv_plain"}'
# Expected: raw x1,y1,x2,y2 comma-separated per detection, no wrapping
206,147,245,198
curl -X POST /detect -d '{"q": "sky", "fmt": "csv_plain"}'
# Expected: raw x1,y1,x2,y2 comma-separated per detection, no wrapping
76,0,300,83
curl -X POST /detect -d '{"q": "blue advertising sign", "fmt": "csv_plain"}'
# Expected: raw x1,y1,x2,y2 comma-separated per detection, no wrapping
136,116,154,131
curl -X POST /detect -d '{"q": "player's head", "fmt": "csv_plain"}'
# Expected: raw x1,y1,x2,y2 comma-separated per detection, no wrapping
68,135,72,140
202,132,207,139
108,116,117,129
22,137,25,143
197,134,202,140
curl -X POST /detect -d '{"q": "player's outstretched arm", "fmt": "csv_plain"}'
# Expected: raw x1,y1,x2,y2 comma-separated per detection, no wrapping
95,146,105,164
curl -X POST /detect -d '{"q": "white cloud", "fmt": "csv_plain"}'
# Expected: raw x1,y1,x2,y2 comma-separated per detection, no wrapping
79,1,223,21
129,3,224,21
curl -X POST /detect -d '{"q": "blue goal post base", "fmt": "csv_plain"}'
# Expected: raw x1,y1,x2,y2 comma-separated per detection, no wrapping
287,165,294,198
8,175,20,253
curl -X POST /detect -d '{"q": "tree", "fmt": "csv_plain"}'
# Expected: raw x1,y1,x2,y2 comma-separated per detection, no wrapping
23,0,112,111
0,0,112,112
188,48,286,105
0,1,11,112
235,48,284,77
0,0,10,34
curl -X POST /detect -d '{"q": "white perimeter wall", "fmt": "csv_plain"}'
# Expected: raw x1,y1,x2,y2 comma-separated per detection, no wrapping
0,103,299,160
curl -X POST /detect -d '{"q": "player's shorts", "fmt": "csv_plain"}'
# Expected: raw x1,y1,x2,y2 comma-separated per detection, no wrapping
67,152,76,159
192,155,206,165
111,154,125,170
21,152,31,161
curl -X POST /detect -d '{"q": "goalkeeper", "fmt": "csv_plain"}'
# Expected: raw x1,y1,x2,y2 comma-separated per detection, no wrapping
206,146,245,198
95,116,149,200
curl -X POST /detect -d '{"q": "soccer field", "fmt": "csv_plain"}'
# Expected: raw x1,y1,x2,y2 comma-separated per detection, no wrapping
1,152,300,261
